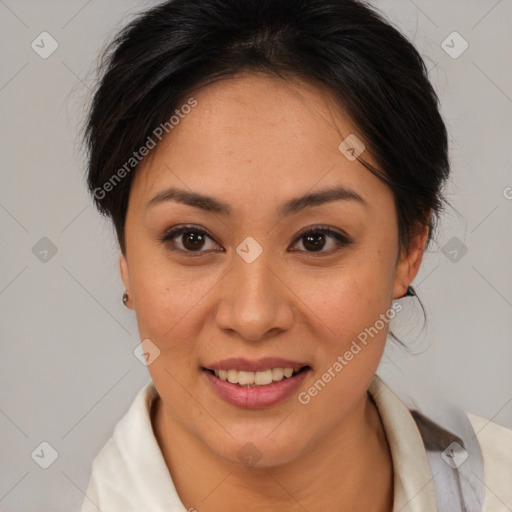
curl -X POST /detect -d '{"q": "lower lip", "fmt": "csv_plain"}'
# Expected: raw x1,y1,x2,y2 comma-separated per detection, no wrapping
203,369,310,409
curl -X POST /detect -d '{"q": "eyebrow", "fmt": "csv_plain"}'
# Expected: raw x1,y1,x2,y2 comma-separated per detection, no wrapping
147,184,367,216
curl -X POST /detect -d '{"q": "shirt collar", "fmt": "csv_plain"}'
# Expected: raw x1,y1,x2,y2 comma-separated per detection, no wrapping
368,374,437,512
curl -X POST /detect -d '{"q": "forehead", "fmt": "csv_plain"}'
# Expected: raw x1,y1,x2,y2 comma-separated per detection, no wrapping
129,72,388,212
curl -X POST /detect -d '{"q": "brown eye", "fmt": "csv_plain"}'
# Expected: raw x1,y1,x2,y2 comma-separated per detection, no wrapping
302,232,327,252
181,230,206,251
160,226,221,254
291,227,352,255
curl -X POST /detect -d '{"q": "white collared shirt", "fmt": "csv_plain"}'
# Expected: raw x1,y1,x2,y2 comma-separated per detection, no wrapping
81,376,512,511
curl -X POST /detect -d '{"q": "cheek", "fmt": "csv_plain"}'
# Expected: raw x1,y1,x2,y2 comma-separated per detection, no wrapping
293,264,395,420
128,258,216,356
291,248,397,391
301,256,396,343
131,274,208,399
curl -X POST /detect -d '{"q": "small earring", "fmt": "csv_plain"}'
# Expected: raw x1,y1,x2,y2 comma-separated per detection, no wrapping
122,291,129,307
403,285,415,298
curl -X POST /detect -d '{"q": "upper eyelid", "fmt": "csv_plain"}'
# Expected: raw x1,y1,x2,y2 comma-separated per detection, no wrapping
162,225,217,243
293,225,350,241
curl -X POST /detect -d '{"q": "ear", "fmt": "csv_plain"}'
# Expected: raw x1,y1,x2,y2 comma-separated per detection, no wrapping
392,222,430,299
119,251,133,309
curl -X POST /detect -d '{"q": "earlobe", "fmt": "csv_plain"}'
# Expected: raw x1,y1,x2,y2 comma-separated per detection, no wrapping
392,224,429,299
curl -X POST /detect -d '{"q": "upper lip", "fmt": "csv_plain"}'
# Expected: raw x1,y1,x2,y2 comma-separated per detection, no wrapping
204,357,310,372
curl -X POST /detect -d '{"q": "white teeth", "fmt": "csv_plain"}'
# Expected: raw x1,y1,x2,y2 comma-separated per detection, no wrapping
227,369,238,384
254,369,273,385
283,368,293,378
212,367,302,386
271,368,284,381
238,371,254,386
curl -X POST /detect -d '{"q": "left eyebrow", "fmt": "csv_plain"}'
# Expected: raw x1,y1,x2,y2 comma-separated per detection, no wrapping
279,184,367,217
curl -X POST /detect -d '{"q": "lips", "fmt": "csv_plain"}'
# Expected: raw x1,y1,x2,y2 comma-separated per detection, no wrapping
202,357,311,408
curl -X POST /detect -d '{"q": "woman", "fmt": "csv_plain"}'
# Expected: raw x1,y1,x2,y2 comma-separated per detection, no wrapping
81,0,511,510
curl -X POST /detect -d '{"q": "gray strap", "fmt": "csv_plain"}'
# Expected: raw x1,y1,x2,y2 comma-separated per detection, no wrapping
411,409,485,511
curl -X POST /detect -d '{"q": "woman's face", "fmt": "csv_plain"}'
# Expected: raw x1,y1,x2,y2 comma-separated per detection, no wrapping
120,72,424,467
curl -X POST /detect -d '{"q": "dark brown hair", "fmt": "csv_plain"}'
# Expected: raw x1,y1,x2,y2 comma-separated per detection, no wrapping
85,0,449,259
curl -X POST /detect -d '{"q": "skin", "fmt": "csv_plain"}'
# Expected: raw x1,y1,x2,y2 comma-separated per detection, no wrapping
119,72,428,511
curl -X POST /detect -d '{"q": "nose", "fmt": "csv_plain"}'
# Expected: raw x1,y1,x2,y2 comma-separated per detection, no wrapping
214,249,294,342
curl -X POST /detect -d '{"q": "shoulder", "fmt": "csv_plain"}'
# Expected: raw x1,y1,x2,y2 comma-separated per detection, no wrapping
81,437,135,512
80,380,160,512
467,413,512,512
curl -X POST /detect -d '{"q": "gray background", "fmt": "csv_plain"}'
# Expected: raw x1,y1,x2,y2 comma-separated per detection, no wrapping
1,0,511,510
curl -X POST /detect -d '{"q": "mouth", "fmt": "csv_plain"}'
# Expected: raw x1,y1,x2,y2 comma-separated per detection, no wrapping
203,366,310,387
202,360,312,408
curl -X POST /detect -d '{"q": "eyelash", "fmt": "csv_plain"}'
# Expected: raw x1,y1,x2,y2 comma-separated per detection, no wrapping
159,224,352,257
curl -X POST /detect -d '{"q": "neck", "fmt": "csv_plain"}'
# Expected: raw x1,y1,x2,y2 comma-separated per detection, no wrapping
152,391,393,512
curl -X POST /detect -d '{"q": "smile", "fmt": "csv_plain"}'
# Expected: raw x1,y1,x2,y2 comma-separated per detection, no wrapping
202,363,311,409
209,367,306,387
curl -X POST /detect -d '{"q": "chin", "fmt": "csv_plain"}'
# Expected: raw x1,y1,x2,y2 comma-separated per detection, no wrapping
208,429,307,469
